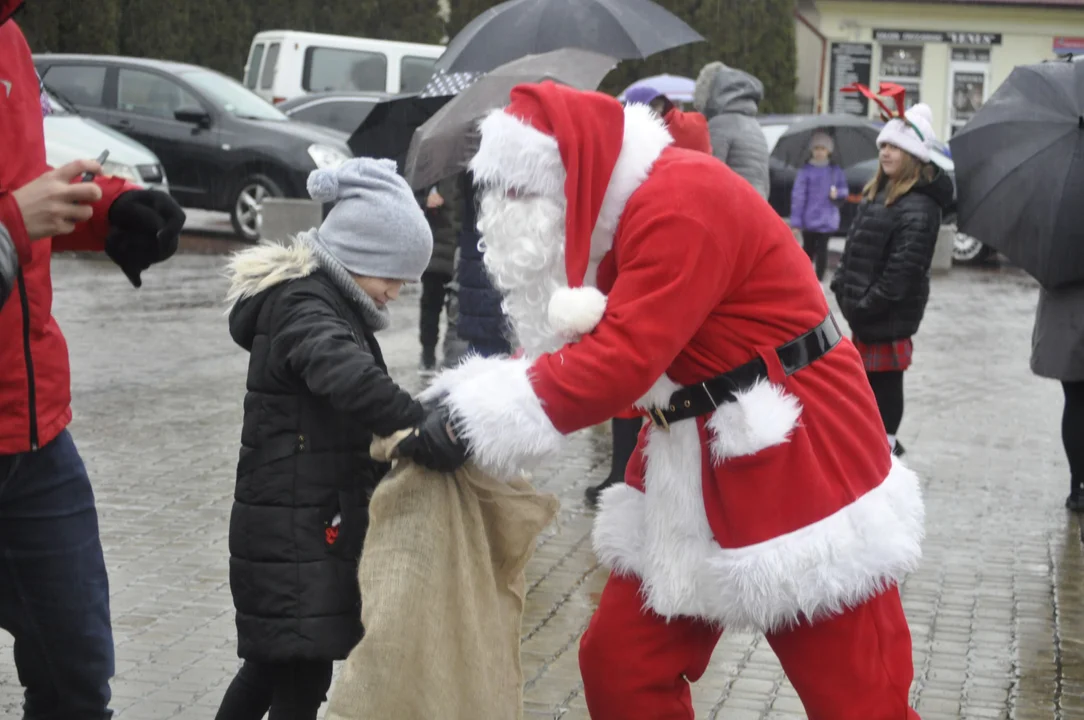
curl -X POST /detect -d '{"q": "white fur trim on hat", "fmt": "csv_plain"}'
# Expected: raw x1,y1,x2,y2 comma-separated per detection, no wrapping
547,286,607,338
876,103,936,163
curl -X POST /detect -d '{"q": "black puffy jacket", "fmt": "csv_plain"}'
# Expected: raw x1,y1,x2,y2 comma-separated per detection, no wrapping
226,242,423,663
831,169,954,343
0,221,15,308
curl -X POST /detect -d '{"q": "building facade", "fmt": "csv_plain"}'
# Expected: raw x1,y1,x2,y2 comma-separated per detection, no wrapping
798,0,1084,139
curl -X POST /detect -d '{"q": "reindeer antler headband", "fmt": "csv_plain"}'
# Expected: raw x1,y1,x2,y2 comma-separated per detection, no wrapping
841,82,925,142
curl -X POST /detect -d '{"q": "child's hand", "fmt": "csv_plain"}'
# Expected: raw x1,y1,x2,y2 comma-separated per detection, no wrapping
426,190,445,209
829,186,838,200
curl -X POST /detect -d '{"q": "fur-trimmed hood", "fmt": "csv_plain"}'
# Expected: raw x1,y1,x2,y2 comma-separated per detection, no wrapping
694,62,764,118
225,240,318,351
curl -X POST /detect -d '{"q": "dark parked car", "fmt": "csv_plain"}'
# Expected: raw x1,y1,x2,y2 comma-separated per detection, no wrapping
758,114,990,266
277,91,388,135
34,54,353,241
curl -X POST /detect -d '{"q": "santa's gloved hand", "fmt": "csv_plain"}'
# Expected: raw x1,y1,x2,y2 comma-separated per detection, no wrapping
396,403,469,472
106,189,186,287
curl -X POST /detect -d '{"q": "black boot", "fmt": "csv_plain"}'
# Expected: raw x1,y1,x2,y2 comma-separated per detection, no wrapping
892,439,906,458
420,346,438,378
586,417,643,509
1067,480,1084,513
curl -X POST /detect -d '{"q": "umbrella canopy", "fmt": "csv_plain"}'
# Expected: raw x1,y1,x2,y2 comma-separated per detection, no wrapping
404,48,619,190
435,0,702,74
347,94,453,168
348,69,483,169
620,74,696,104
950,59,1084,288
773,115,882,169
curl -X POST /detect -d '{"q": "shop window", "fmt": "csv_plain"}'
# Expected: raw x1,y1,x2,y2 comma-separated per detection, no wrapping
880,44,922,109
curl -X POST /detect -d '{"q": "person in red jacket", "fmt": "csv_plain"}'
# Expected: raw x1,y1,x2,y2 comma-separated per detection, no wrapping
0,3,185,717
584,85,715,508
402,82,923,719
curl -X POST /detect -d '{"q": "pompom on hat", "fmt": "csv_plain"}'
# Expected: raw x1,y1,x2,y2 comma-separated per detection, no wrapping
469,82,629,338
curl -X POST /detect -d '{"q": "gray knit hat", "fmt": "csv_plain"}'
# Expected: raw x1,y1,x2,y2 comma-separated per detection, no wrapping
306,158,433,282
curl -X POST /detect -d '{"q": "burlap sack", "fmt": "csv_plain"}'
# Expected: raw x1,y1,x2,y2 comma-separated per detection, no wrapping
325,432,559,720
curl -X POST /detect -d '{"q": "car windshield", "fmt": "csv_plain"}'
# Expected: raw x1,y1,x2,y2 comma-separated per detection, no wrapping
761,124,788,152
178,69,287,121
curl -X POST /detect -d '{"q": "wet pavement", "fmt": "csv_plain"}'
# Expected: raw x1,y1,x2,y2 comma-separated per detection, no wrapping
0,250,1080,720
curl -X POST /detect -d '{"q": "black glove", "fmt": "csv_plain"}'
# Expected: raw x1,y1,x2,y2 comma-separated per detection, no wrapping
106,190,186,288
396,403,469,473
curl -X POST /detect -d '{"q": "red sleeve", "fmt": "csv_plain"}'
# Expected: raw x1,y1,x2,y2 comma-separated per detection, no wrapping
0,192,31,264
529,210,731,434
51,175,139,252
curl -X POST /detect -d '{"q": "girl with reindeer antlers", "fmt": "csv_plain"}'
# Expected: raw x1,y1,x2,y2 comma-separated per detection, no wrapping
831,83,955,458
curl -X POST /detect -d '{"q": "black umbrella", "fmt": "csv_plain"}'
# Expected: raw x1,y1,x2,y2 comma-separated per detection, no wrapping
347,94,453,168
950,58,1084,289
404,48,619,190
772,115,881,170
347,70,480,169
435,0,703,74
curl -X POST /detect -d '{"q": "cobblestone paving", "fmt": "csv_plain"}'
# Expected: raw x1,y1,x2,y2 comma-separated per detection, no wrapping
1,252,1081,719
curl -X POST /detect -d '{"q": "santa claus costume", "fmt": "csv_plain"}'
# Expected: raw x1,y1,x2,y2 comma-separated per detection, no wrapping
420,82,925,720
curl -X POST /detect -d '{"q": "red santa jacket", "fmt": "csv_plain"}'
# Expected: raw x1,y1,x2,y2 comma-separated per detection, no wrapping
0,14,133,453
427,104,924,633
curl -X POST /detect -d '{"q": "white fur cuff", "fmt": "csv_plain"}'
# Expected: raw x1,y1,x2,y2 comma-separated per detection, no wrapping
420,355,564,479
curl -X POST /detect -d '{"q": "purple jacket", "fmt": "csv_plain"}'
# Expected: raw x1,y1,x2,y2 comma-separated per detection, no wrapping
790,163,848,234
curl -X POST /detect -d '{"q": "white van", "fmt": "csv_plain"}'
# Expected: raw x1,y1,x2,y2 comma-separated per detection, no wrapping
244,31,445,104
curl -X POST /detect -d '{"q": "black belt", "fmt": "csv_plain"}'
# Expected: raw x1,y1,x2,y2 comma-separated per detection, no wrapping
649,314,842,429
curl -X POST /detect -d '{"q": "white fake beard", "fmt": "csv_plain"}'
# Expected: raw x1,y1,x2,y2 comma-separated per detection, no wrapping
478,191,568,359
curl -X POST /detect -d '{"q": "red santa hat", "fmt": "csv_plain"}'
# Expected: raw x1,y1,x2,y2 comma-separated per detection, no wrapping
469,82,627,338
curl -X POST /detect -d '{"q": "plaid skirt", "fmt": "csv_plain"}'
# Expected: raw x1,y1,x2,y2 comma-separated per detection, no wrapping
853,337,913,372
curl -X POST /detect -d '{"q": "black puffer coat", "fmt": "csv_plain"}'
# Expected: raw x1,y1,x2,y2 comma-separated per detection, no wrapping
226,242,423,663
831,169,954,343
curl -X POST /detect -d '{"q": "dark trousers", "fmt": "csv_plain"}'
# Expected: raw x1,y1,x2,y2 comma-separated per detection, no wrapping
215,659,333,720
802,231,831,281
420,271,452,359
867,371,904,435
1063,381,1084,497
0,430,114,720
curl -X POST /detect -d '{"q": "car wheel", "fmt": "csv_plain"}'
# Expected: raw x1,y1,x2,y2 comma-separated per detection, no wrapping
230,174,283,243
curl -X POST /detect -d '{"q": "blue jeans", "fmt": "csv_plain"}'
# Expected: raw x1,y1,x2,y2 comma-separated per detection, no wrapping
0,430,114,719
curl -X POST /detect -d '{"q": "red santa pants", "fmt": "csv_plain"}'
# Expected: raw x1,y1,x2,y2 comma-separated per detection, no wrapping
579,573,920,720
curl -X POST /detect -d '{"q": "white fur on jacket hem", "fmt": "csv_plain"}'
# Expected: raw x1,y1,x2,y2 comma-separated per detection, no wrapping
420,355,563,479
592,450,925,632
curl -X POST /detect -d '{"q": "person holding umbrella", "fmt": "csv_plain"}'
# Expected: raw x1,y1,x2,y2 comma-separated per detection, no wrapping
1032,286,1084,511
831,97,953,457
790,131,848,281
949,58,1084,511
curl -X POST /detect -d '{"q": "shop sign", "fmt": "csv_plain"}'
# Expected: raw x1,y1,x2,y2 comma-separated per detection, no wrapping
873,29,1002,46
829,42,872,115
1054,37,1084,55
